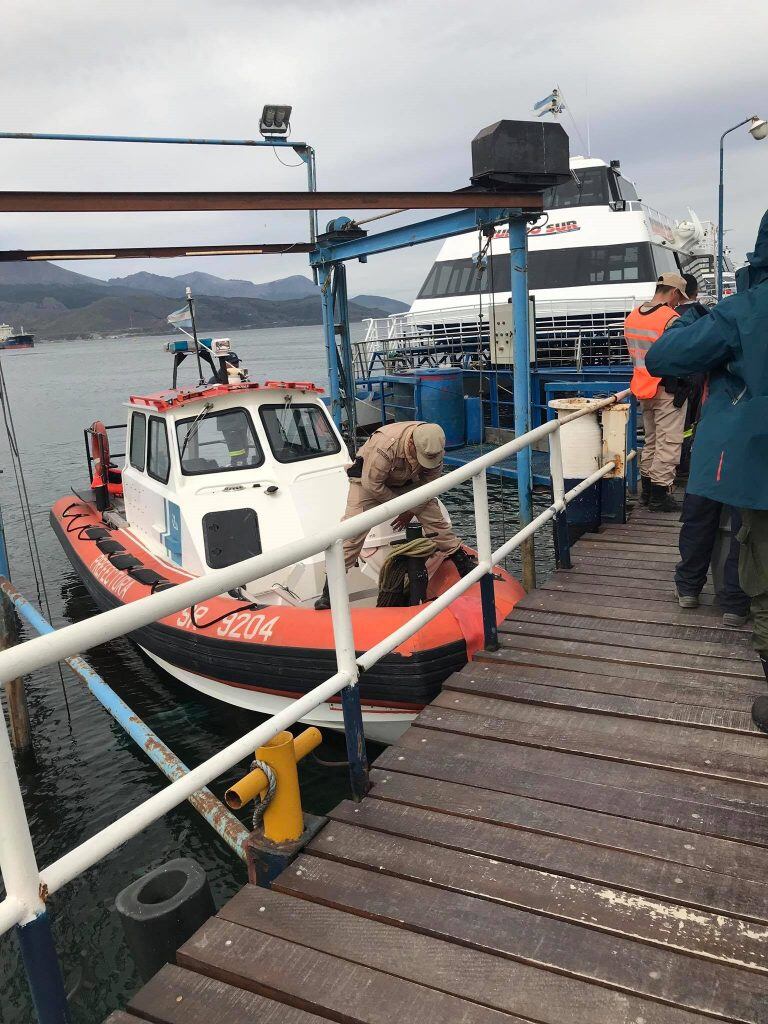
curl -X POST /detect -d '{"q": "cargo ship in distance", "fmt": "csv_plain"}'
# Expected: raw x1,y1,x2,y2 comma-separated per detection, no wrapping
0,323,34,350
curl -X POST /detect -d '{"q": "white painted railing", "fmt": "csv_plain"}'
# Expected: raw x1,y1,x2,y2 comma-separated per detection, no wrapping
0,388,630,938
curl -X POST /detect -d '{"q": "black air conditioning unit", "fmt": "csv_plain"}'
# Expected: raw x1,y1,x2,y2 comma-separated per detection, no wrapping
471,120,571,192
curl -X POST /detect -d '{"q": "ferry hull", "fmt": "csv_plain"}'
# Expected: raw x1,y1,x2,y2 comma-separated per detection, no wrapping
52,496,525,742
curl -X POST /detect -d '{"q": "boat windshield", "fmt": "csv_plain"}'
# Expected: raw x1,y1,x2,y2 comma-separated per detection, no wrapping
260,403,341,463
175,407,264,474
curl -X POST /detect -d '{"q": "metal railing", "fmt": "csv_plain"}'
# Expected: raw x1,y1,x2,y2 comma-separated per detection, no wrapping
0,388,630,1009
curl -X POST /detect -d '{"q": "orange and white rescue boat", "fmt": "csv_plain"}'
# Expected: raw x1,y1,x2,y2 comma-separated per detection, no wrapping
52,339,523,743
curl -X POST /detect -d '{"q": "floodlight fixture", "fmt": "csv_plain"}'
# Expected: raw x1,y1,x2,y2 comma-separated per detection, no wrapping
259,104,292,136
749,116,768,141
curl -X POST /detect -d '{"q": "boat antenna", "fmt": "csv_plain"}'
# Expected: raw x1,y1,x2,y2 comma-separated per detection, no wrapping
185,287,205,385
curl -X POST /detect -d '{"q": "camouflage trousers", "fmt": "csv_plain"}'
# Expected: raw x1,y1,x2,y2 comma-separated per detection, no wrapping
738,509,768,657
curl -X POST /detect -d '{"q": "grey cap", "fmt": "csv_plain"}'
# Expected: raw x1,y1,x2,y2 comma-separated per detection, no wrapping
412,422,446,469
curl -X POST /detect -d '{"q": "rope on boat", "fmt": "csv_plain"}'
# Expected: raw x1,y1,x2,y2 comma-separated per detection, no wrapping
376,536,437,607
250,759,277,829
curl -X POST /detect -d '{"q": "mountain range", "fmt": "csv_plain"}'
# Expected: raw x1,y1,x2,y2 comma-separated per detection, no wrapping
0,263,409,339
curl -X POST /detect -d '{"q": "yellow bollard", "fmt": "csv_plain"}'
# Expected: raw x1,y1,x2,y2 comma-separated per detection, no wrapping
225,727,322,843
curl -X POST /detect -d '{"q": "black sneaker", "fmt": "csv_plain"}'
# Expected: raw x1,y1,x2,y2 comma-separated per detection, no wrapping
648,483,680,512
751,695,768,735
640,475,651,506
314,580,331,610
450,547,479,578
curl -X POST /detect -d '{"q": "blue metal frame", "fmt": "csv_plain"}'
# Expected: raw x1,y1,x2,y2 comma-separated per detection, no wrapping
509,217,533,542
340,684,370,800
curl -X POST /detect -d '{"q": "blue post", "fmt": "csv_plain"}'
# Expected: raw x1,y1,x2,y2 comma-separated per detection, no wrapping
479,575,499,650
16,912,72,1023
318,265,342,428
553,511,572,570
488,374,500,429
509,216,535,589
340,684,369,801
0,507,10,579
333,264,357,442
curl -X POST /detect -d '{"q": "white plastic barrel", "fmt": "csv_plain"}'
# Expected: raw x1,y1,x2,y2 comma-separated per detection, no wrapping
548,397,602,479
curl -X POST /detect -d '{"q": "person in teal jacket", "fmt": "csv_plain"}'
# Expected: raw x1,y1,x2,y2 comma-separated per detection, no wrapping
646,209,768,732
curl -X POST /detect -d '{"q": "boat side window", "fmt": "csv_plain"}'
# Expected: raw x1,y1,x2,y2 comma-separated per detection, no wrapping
260,403,341,463
147,416,171,484
175,407,264,475
129,412,147,472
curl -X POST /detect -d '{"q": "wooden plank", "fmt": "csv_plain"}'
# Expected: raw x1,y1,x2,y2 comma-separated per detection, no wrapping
327,798,768,924
510,607,752,648
542,575,712,599
492,630,762,678
567,552,681,571
454,660,760,710
518,590,728,625
177,916,518,1024
541,577,718,606
219,885,710,1024
385,730,768,840
277,855,768,1023
444,670,758,733
565,561,698,583
128,964,330,1024
475,645,758,691
499,617,757,663
307,821,768,969
552,567,712,591
422,699,768,786
366,769,768,883
586,534,679,552
572,540,680,562
102,1015,141,1024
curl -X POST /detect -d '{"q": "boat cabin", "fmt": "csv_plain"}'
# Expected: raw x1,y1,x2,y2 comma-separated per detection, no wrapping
117,379,362,605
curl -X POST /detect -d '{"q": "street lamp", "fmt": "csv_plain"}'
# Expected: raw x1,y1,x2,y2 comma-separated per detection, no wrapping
718,115,767,300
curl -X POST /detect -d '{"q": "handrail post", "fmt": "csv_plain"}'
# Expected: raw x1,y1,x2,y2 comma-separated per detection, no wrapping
548,427,571,570
325,540,369,800
472,470,499,651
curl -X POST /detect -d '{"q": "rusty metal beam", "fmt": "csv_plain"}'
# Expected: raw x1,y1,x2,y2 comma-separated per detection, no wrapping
0,190,543,213
0,243,315,262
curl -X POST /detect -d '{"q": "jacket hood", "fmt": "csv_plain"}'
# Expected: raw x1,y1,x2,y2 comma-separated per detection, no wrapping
737,209,768,291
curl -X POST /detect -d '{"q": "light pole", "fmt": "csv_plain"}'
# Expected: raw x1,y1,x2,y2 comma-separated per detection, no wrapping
717,115,768,300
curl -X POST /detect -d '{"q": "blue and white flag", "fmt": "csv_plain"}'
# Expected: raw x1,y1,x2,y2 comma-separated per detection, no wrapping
167,306,193,329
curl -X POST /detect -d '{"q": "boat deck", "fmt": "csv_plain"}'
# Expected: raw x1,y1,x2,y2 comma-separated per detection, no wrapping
105,507,768,1024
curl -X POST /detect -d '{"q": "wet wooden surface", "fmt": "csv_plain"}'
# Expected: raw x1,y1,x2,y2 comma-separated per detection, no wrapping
107,509,768,1023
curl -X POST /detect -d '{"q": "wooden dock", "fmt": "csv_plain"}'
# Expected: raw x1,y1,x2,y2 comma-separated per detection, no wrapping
106,508,768,1024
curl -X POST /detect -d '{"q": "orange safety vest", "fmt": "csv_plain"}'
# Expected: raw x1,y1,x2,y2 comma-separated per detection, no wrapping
624,303,679,399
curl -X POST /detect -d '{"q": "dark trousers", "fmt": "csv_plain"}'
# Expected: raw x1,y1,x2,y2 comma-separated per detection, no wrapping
675,492,749,615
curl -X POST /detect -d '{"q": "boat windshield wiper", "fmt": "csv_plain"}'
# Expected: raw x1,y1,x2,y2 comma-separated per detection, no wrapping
180,401,213,463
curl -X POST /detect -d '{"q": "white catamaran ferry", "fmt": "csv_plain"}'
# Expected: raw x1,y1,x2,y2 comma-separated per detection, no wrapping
355,156,725,372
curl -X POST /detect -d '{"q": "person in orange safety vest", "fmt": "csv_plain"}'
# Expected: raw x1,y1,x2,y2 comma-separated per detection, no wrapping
624,272,690,512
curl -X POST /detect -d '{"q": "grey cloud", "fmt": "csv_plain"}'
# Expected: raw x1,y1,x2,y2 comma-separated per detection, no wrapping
1,0,766,301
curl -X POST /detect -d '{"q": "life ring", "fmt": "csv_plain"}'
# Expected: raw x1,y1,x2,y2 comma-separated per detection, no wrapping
89,420,110,470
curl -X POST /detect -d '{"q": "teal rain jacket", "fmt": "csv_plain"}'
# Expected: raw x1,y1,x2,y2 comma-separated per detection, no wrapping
646,210,768,509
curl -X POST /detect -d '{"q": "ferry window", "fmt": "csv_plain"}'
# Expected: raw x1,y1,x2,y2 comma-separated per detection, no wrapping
652,245,680,276
129,412,146,472
175,407,264,475
260,403,341,463
542,168,610,209
147,417,171,484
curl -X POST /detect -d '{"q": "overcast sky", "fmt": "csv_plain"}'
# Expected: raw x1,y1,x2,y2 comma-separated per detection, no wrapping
2,0,766,300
